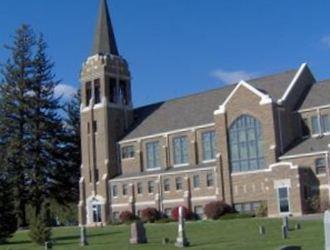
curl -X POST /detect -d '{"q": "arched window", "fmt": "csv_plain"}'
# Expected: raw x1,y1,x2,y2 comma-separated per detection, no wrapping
229,115,265,172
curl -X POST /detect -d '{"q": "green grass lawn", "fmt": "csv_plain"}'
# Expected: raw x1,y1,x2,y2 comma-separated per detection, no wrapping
0,218,323,250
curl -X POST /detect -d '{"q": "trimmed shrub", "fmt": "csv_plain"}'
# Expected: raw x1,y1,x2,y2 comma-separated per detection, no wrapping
255,202,268,217
171,206,191,221
119,211,135,224
141,207,160,223
204,201,231,220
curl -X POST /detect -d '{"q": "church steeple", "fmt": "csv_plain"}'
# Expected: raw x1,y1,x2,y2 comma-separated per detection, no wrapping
92,0,119,56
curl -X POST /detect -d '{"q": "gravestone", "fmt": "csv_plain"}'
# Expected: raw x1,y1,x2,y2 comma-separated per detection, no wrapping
281,225,288,239
44,241,52,250
259,226,266,235
295,223,301,230
324,210,330,250
80,226,88,246
277,246,301,250
130,220,147,244
282,216,289,230
175,206,190,248
162,237,170,244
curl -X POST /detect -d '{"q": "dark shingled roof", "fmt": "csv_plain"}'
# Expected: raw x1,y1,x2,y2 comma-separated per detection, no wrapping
122,69,298,141
283,136,330,157
299,80,330,110
92,0,119,56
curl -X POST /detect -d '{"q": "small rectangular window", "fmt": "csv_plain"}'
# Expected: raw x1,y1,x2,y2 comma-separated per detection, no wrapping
193,175,200,189
173,136,189,165
194,206,204,219
315,158,326,175
122,184,128,196
311,115,320,135
146,141,161,170
321,114,330,133
137,183,142,194
175,177,183,190
122,145,135,159
94,79,101,104
87,122,90,134
202,131,217,161
85,82,92,106
206,173,214,187
164,208,172,218
164,178,170,192
112,185,118,197
148,181,154,193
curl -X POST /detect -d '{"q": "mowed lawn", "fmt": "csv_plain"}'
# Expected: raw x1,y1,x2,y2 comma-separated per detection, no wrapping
0,218,323,250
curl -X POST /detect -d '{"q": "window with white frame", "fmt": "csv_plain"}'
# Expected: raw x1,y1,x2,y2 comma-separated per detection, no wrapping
122,145,135,159
176,177,183,190
321,114,330,133
193,175,200,189
206,173,214,187
229,115,265,172
137,182,142,194
278,187,290,213
148,181,154,193
122,184,128,196
164,178,170,192
202,131,217,161
311,115,321,135
315,158,326,175
194,206,204,219
146,141,161,170
112,185,118,197
173,136,189,165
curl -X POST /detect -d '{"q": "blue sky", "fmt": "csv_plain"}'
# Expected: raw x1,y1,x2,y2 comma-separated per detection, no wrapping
0,0,330,107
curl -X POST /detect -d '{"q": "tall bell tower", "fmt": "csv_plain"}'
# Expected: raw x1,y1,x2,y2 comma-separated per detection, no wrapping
78,0,133,226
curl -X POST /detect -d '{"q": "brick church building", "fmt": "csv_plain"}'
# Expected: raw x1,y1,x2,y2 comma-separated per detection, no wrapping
79,0,330,226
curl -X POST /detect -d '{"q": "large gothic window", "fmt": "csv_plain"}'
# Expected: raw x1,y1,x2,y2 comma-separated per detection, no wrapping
229,115,265,173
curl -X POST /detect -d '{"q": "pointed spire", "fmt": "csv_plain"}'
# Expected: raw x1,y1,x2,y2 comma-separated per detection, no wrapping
92,0,119,56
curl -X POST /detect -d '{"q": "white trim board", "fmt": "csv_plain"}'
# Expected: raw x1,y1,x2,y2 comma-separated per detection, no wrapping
277,63,307,105
119,123,215,144
109,166,216,183
279,151,328,160
214,80,272,115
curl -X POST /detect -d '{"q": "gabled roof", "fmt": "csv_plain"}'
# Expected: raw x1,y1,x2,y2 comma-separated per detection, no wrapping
122,69,298,141
299,80,330,110
282,136,330,157
92,0,119,56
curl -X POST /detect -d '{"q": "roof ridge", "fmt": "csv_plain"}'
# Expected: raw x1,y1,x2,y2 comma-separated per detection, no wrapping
134,68,297,110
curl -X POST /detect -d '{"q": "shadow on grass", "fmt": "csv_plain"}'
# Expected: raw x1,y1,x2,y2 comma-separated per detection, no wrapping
54,231,121,241
3,240,32,246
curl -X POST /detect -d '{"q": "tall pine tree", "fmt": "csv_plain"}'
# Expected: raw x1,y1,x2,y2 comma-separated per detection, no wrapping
25,34,64,216
0,172,17,243
0,24,35,227
62,90,81,203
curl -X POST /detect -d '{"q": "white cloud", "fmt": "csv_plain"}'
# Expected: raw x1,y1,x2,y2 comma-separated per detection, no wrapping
321,35,330,48
55,84,76,100
210,69,257,85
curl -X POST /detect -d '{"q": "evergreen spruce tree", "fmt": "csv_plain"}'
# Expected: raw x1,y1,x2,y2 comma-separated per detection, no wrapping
25,34,64,217
28,204,51,245
0,24,35,227
62,90,81,202
0,172,17,243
